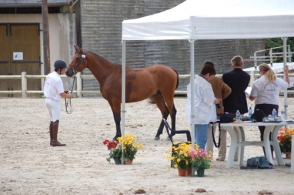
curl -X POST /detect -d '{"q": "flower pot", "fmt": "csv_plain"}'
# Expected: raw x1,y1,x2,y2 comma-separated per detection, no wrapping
286,152,291,159
124,159,133,165
186,168,192,176
197,169,205,177
178,169,187,176
113,157,122,165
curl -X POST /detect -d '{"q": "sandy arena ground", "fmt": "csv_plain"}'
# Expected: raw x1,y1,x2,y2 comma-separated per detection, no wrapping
1,97,294,195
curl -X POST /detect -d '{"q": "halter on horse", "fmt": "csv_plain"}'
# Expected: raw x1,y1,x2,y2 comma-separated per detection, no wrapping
66,45,179,140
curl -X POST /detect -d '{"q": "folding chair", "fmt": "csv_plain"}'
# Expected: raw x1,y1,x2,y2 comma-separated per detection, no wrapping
162,118,192,168
162,118,191,143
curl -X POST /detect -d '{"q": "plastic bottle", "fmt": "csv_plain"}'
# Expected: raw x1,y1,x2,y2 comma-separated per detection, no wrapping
248,107,253,120
272,109,277,120
235,110,241,122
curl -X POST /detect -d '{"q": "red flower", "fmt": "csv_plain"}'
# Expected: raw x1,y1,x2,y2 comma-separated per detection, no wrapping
103,139,110,145
103,139,118,150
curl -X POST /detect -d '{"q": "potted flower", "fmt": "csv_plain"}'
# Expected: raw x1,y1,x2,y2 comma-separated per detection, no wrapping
188,145,213,177
166,142,192,176
103,139,122,164
277,127,294,159
117,133,144,164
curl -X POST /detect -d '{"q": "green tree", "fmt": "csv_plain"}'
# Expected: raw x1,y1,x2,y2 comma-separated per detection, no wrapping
265,38,294,62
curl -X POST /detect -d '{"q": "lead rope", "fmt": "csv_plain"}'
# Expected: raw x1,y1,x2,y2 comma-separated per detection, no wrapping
212,122,221,148
65,76,76,114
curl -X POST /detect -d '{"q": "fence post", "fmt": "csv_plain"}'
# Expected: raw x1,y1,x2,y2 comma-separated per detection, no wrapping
270,48,273,66
21,72,27,98
254,52,257,69
77,72,81,98
250,71,255,87
288,45,292,63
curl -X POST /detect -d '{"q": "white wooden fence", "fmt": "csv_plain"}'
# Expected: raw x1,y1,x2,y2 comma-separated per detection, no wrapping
0,71,293,98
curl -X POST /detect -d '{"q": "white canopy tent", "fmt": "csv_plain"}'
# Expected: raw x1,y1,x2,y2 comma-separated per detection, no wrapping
121,0,294,146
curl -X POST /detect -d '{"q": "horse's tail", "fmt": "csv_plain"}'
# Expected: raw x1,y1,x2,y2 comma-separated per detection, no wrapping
172,68,179,90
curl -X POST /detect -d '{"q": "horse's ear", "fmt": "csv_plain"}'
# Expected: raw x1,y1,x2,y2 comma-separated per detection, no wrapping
74,45,84,53
74,45,79,52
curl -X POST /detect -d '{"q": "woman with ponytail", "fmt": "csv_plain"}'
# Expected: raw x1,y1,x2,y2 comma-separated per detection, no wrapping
249,63,290,157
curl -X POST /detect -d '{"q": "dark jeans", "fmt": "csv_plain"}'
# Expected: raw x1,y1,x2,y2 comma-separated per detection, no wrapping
254,104,279,157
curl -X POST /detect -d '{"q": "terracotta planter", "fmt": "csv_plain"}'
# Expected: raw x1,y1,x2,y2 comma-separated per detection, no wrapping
286,152,291,159
186,168,192,176
178,169,187,176
197,169,205,177
124,159,133,165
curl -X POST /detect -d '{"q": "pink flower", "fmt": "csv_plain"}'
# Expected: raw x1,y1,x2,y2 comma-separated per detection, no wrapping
188,148,212,160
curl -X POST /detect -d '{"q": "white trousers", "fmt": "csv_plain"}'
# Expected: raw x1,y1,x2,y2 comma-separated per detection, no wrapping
45,98,60,122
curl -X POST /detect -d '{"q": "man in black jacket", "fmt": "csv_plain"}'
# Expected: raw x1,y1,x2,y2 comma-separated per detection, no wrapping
220,55,250,161
223,55,250,114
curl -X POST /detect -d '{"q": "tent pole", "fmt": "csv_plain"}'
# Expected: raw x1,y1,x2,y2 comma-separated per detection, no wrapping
282,37,288,118
121,40,126,136
189,39,195,148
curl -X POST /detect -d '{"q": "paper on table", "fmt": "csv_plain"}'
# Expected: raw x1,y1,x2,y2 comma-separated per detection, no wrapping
245,87,252,97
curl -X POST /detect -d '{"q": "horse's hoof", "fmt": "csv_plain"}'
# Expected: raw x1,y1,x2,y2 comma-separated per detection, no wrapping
154,136,160,140
112,137,118,141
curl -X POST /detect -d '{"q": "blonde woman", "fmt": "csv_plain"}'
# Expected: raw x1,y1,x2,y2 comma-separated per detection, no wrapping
249,63,289,156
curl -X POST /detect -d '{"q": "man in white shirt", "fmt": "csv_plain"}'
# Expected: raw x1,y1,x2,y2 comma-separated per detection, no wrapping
44,60,73,147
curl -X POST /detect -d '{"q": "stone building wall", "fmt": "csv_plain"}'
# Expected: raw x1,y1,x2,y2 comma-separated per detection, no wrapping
80,0,264,96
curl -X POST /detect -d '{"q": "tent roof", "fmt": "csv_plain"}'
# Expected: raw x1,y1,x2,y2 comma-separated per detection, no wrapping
122,0,294,40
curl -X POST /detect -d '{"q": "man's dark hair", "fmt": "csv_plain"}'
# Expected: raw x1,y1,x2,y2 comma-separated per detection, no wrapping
203,60,215,67
201,64,216,75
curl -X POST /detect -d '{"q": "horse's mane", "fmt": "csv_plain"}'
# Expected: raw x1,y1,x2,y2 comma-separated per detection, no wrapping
86,50,121,66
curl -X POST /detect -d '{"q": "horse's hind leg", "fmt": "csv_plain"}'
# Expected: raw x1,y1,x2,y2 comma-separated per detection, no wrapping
161,95,177,137
152,94,169,140
169,103,177,136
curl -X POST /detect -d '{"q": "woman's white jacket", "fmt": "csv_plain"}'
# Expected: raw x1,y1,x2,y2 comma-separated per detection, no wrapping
186,75,217,124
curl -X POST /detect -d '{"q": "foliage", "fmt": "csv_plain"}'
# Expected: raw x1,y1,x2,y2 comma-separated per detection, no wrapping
103,139,122,163
166,142,192,170
117,133,144,160
265,38,294,63
188,145,213,170
277,127,294,154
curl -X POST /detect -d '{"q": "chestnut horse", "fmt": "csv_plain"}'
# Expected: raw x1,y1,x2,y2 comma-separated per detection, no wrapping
66,45,179,140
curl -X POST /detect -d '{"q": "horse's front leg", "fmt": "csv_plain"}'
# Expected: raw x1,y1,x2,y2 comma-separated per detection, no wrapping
108,100,122,141
152,94,169,140
112,111,121,141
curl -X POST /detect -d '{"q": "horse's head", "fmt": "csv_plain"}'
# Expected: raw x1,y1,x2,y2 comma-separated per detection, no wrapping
66,45,88,77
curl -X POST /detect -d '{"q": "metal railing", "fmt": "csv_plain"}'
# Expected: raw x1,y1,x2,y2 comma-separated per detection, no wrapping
0,72,293,97
250,45,293,68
